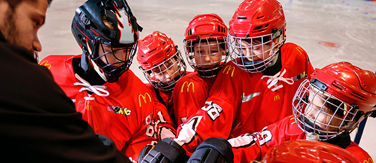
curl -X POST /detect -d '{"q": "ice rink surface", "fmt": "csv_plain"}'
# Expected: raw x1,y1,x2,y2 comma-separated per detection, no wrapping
39,0,376,160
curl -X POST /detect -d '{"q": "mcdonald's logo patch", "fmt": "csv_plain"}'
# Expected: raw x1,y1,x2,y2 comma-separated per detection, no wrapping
274,95,280,101
39,60,52,69
295,46,305,55
138,93,152,107
222,65,235,77
86,104,92,111
290,116,296,125
181,81,195,93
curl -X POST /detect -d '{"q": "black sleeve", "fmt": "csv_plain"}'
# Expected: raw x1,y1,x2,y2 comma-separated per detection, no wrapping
0,43,130,163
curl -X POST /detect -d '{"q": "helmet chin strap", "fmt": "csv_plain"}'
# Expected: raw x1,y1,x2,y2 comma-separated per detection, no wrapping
90,59,107,82
265,39,281,69
196,65,222,78
299,114,328,141
261,49,282,76
264,34,285,69
86,44,107,83
267,50,279,68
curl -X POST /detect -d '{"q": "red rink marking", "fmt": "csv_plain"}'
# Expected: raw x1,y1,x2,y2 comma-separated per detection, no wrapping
318,41,339,48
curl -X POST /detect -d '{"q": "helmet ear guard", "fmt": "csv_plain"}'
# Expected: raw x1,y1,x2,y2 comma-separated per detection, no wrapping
310,78,328,92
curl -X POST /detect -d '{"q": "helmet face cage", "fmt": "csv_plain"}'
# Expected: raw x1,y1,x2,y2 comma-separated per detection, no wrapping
227,30,284,73
184,36,228,78
141,50,186,92
292,79,361,141
88,38,137,82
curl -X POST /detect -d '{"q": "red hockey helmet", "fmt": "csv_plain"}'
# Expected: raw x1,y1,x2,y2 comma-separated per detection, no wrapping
228,0,286,73
137,31,186,91
229,0,285,37
184,14,229,78
185,14,227,41
262,140,359,163
138,31,177,70
293,62,376,141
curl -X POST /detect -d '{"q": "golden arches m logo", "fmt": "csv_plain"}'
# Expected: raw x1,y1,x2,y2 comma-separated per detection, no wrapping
138,93,152,107
295,46,305,55
274,95,280,101
39,60,51,69
181,81,195,93
222,65,235,77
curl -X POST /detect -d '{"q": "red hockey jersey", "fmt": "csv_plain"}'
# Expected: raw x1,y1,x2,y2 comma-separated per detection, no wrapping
229,115,373,163
40,55,176,161
174,43,314,152
172,72,216,127
145,83,172,109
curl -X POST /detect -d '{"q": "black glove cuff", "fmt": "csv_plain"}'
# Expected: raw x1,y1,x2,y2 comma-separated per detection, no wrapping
154,138,188,162
188,137,234,163
139,138,188,163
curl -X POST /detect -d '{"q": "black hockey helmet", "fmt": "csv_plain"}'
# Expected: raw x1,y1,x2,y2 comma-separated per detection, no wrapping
72,0,142,83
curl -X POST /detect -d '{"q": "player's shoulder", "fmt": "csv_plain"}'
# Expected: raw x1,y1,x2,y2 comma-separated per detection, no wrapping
347,141,371,155
281,42,302,49
174,72,206,94
40,55,78,65
39,55,79,85
277,115,306,138
124,71,154,95
218,61,245,78
118,70,145,86
281,43,308,57
176,72,202,86
280,43,310,68
39,55,79,71
121,70,156,100
346,141,373,162
277,115,296,126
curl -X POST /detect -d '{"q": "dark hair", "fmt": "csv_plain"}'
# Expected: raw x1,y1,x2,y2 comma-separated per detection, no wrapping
3,0,52,10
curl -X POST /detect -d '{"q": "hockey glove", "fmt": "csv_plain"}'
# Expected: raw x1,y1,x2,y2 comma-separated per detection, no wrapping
187,137,234,163
139,138,188,163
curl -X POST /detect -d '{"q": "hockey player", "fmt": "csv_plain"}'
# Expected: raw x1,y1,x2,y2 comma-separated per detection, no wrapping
137,31,186,115
39,0,175,161
171,0,314,152
262,140,360,162
136,0,314,160
172,14,229,126
0,0,134,162
229,62,375,162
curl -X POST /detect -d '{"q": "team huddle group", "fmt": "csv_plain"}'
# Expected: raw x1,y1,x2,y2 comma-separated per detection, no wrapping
38,0,376,162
